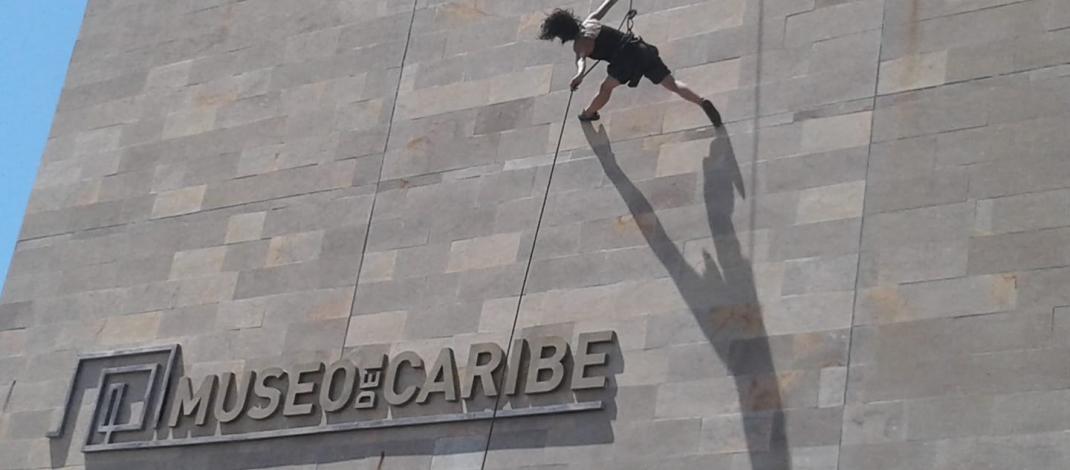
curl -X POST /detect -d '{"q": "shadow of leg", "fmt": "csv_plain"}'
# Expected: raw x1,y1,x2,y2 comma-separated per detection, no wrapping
583,122,791,469
706,131,791,470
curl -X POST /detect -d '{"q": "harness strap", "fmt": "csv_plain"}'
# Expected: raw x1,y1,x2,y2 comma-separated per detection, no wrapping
578,1,638,80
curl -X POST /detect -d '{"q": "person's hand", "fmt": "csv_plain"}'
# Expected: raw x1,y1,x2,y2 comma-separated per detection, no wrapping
570,76,583,91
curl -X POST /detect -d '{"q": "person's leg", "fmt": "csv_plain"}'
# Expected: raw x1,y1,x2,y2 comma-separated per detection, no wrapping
659,73,723,127
660,75,703,105
581,77,621,118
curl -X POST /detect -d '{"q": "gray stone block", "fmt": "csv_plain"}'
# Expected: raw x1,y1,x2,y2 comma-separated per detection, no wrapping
968,227,1070,274
782,254,858,295
975,187,1070,236
283,318,348,354
771,218,862,261
865,167,968,214
0,302,32,332
860,202,973,251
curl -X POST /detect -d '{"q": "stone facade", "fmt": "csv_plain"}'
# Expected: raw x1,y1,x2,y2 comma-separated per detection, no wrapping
3,0,1070,468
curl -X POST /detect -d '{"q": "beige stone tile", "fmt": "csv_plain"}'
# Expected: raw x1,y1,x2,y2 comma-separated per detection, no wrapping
359,250,397,283
345,310,407,346
608,105,664,140
170,247,226,279
547,118,589,152
796,181,866,224
396,80,485,120
487,65,553,104
675,58,742,97
74,126,121,157
662,100,711,133
643,0,746,44
446,232,522,273
35,159,81,188
225,211,267,244
655,377,744,418
146,59,192,90
305,287,355,321
217,299,266,330
177,273,239,307
236,144,281,178
151,185,206,218
878,51,948,95
0,330,26,357
700,413,765,454
338,98,384,131
162,108,216,139
656,137,714,177
266,231,325,267
479,297,518,334
99,311,162,345
818,366,848,408
763,290,855,336
859,274,1018,325
800,111,872,155
614,348,672,387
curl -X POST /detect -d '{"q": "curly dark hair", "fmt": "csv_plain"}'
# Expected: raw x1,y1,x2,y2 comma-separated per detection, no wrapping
539,8,582,43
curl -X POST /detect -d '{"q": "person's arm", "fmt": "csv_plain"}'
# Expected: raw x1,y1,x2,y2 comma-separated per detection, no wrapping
570,49,587,90
586,0,619,21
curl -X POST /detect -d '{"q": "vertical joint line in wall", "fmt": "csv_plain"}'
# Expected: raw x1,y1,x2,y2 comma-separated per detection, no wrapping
837,2,888,469
338,0,421,361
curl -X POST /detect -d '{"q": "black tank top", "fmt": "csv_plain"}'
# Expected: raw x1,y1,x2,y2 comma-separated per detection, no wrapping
588,23,628,61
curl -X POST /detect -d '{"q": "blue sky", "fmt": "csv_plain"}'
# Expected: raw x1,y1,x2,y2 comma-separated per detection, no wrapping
0,1,87,292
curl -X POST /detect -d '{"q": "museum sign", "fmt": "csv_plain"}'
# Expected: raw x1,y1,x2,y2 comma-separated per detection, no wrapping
47,331,615,452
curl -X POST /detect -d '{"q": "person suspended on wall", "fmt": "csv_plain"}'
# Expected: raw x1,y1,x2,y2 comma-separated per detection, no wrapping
538,0,723,127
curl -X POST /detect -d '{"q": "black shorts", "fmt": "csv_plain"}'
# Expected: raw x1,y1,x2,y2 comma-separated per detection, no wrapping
606,41,671,87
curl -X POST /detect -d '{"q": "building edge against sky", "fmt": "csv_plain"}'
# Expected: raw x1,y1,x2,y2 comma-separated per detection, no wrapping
3,0,1070,469
0,1,88,292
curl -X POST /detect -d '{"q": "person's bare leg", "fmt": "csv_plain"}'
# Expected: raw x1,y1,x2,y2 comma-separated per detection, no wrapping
662,74,723,127
660,75,703,104
582,77,622,117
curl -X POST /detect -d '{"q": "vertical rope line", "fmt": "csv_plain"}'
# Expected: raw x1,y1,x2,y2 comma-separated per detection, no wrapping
836,3,889,469
478,4,633,467
478,89,575,469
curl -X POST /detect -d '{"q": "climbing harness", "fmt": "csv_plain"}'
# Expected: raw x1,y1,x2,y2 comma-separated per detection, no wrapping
577,5,639,81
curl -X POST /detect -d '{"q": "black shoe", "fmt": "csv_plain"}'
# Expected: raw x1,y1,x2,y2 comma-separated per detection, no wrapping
578,111,600,122
701,100,723,128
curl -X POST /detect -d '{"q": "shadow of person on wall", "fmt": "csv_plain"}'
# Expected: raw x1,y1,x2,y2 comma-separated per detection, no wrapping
582,123,791,469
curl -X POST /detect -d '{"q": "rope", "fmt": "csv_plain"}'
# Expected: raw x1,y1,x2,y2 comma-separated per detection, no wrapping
478,3,635,469
477,88,575,470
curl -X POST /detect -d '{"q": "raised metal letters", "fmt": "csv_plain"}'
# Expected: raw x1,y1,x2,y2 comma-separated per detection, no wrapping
320,360,356,412
384,351,422,406
356,354,384,409
416,348,458,403
525,336,568,394
461,343,504,399
49,331,616,452
169,375,215,427
283,363,322,417
247,367,283,420
571,331,615,389
214,371,252,423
